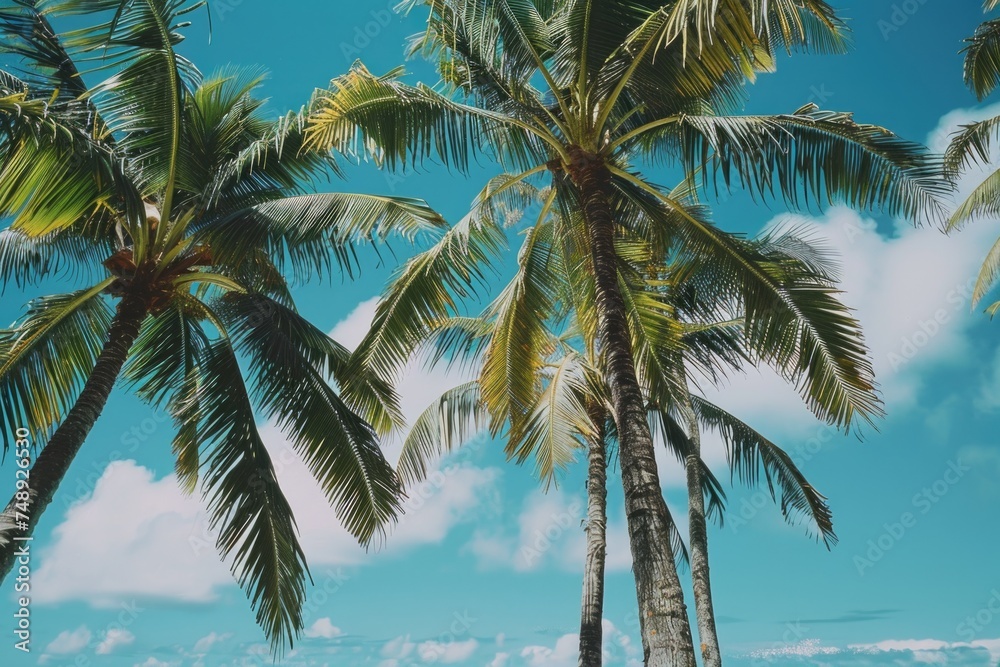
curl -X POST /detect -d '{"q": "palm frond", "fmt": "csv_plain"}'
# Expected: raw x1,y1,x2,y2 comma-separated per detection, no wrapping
194,336,310,655
200,193,446,283
963,17,1000,100
659,106,950,224
480,221,560,438
350,206,507,383
948,166,1000,229
691,396,837,547
944,115,1000,176
612,172,883,430
0,280,115,451
121,295,210,492
509,353,592,487
649,405,728,525
397,381,485,487
218,292,402,543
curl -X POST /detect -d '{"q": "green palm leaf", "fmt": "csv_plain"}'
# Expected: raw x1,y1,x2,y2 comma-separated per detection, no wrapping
963,17,1000,100
398,381,485,487
0,280,115,450
219,292,402,543
194,336,310,656
691,396,837,546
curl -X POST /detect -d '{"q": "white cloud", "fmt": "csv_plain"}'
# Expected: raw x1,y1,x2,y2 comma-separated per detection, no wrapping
467,489,635,574
521,633,578,667
329,297,380,350
96,628,135,655
516,621,639,667
33,461,232,606
44,626,91,655
304,618,343,640
487,652,509,667
737,637,1000,665
382,635,416,660
417,638,479,663
133,659,175,667
191,631,232,654
851,637,1000,662
35,448,500,606
749,638,840,659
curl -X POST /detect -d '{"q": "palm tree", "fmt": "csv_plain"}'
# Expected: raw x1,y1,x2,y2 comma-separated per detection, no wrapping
945,0,1000,313
306,2,946,663
0,0,444,653
394,212,846,667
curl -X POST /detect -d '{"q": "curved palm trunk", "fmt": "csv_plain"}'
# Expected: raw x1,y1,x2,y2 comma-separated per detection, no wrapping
680,397,723,667
567,146,697,667
0,294,147,583
579,412,609,667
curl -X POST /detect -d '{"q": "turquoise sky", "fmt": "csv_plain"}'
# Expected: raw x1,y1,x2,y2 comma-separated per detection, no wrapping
2,1,1000,666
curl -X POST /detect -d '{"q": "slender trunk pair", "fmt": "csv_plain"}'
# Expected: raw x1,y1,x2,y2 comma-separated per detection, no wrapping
568,146,697,667
578,411,608,667
0,295,147,583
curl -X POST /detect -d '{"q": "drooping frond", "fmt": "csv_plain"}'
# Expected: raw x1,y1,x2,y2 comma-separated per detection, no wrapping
691,396,837,547
480,221,561,438
194,336,310,655
121,295,210,492
963,17,1000,100
647,405,728,525
651,106,950,224
0,227,113,289
612,173,882,429
218,292,403,543
397,381,486,487
509,352,592,487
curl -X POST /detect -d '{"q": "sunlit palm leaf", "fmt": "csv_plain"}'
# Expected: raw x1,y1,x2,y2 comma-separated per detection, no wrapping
0,280,115,450
398,381,485,487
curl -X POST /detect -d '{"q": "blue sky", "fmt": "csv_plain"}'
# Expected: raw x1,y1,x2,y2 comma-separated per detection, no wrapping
2,1,1000,666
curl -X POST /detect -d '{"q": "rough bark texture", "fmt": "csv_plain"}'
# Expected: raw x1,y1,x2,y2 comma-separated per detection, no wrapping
681,397,723,667
567,146,697,667
579,415,609,667
0,294,147,584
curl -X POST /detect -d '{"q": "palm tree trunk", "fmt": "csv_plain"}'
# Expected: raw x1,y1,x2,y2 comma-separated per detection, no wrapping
567,146,697,667
579,410,609,667
680,396,723,667
0,294,147,584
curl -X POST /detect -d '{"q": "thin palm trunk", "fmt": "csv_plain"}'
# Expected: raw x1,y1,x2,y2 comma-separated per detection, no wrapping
579,410,609,667
680,396,723,667
0,294,147,583
567,146,697,667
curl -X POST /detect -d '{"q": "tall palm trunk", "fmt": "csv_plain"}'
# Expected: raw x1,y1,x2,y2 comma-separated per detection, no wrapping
0,294,147,583
680,395,722,667
567,146,697,667
579,410,609,667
